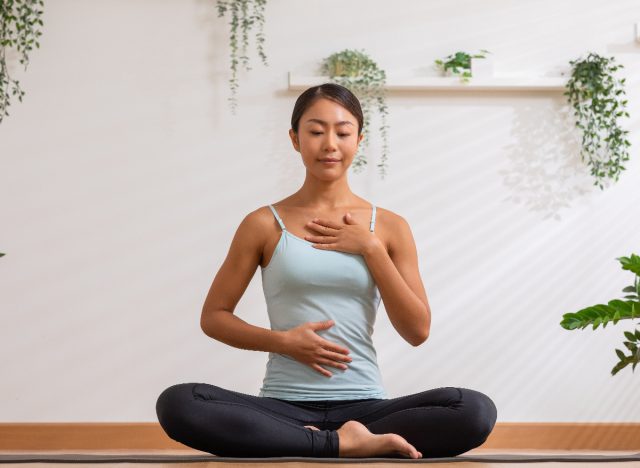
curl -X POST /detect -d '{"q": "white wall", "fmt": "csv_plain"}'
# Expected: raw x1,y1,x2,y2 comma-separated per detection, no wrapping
1,0,639,423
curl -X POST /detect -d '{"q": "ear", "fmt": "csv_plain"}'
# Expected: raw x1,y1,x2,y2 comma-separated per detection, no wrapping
289,129,300,152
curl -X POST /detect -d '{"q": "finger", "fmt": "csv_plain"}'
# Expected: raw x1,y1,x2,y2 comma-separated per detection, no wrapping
319,357,348,369
307,224,338,236
305,234,337,243
312,363,332,377
311,242,338,250
310,218,341,230
312,319,335,330
325,350,353,363
324,342,351,355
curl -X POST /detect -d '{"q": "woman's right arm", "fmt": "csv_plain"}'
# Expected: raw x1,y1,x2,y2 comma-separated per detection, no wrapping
200,209,288,354
201,208,354,376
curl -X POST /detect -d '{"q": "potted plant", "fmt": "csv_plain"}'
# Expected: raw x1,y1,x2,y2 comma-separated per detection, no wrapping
564,52,631,190
560,254,640,375
216,0,268,114
434,49,490,83
320,49,390,179
0,0,45,124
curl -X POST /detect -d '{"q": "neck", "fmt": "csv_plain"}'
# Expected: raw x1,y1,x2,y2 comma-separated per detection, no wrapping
293,175,355,210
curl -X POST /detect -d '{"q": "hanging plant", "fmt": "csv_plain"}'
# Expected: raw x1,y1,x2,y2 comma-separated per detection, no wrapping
216,0,268,115
434,49,490,83
560,254,640,376
320,49,390,179
0,0,44,124
564,52,631,190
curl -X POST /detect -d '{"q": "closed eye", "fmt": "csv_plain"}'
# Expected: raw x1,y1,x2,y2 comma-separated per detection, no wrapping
311,131,350,137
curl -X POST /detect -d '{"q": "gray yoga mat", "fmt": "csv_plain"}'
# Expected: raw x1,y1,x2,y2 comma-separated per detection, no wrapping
1,453,640,463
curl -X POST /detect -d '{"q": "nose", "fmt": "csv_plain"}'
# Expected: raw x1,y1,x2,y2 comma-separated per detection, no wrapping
324,131,338,152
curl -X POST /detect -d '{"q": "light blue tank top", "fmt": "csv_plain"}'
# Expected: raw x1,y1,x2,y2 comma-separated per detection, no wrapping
259,203,387,401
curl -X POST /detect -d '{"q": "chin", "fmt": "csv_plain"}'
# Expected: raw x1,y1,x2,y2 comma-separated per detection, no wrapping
313,169,345,180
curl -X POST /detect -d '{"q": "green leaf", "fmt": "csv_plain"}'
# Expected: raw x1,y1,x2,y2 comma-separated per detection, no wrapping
595,316,605,329
613,310,621,324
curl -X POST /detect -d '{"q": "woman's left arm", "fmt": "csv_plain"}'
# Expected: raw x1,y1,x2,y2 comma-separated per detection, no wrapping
363,214,431,347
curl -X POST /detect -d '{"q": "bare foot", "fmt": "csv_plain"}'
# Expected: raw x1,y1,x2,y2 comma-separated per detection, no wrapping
336,420,422,459
304,425,320,431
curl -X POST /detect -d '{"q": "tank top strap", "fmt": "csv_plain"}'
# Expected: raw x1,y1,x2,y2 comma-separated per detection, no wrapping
268,204,287,232
369,204,376,232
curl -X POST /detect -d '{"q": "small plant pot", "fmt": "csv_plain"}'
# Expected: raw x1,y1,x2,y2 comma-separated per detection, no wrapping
471,56,494,78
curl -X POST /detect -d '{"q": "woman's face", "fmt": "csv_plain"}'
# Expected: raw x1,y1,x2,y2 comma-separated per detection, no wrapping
289,98,364,178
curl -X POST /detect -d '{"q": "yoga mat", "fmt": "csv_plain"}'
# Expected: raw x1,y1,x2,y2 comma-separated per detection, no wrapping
0,453,639,463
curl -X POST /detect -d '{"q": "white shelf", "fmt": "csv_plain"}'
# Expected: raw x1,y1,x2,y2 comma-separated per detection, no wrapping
288,72,568,92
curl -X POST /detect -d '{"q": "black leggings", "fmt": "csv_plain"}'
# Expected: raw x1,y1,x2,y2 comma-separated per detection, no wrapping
156,382,498,458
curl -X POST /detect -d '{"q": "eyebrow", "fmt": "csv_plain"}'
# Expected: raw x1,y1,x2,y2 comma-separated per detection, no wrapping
305,118,354,127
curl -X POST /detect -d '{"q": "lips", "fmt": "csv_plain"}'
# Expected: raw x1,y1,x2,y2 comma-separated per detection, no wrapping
319,159,341,162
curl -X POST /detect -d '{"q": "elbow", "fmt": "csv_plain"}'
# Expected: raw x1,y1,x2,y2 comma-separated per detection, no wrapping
200,316,211,337
411,330,429,347
201,308,232,338
412,308,431,347
200,309,217,337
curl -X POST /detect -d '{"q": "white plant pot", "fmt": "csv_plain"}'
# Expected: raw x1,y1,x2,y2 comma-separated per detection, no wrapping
471,56,494,78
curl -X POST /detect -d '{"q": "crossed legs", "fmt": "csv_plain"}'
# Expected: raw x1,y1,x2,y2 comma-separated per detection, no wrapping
156,383,497,458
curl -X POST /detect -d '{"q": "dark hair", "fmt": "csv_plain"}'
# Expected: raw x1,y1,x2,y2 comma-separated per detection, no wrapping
290,83,364,136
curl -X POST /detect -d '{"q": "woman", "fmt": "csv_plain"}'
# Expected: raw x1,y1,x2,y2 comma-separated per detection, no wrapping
156,83,497,459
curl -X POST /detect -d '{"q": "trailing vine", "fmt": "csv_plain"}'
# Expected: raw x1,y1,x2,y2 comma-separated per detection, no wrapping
434,49,490,83
216,0,268,114
0,0,44,124
320,49,390,179
564,53,631,189
560,254,640,376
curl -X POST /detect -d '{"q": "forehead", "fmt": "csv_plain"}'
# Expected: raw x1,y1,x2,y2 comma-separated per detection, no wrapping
302,98,357,126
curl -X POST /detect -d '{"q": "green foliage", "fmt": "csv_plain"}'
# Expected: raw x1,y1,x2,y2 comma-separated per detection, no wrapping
560,254,640,376
320,49,390,179
434,49,490,83
216,0,268,114
564,53,631,190
0,0,44,124
619,253,640,277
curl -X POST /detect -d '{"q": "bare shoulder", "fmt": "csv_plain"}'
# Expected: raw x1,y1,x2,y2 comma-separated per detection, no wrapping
374,206,412,256
374,205,406,224
244,205,276,227
238,205,278,243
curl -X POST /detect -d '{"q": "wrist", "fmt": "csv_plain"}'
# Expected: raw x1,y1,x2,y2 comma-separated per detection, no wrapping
272,329,289,354
363,236,385,259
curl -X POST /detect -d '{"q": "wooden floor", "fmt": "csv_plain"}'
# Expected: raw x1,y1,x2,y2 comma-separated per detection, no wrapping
1,449,639,467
